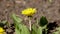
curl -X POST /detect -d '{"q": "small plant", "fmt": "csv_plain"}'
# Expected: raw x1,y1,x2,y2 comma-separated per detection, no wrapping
11,8,60,34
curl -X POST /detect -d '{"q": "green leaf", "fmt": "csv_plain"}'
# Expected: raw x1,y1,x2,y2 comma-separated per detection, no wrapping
39,16,48,27
1,20,7,24
0,20,7,27
37,27,43,34
32,24,43,34
15,28,20,34
15,24,30,34
11,13,22,23
20,25,30,34
32,24,38,34
11,13,30,34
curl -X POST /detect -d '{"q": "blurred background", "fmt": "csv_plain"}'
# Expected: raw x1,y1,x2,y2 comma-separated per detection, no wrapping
0,0,60,34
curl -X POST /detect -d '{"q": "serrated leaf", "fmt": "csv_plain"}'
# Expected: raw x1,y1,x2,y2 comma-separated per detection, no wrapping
32,30,36,34
15,28,20,34
20,25,30,34
32,24,37,33
37,27,42,34
16,24,30,34
39,16,48,27
32,24,43,34
11,13,30,34
32,24,38,34
11,13,22,23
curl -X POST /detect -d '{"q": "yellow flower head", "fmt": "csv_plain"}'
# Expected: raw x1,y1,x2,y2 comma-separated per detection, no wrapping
0,27,4,33
21,8,36,16
0,33,4,34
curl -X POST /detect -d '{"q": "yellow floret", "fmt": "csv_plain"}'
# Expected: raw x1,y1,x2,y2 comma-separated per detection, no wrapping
21,8,36,16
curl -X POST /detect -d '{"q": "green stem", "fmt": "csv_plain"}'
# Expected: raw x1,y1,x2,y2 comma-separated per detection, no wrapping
29,17,31,31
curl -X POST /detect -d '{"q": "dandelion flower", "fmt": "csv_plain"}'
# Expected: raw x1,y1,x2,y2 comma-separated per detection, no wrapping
0,27,4,33
0,33,4,34
21,8,36,16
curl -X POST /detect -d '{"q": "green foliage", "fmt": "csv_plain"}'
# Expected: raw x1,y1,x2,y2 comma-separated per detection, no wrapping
37,27,42,34
32,24,43,34
39,16,48,27
32,16,48,34
32,24,47,34
11,13,30,34
1,20,7,24
32,24,38,34
15,24,30,34
0,20,7,27
11,13,59,34
52,27,60,34
11,13,22,23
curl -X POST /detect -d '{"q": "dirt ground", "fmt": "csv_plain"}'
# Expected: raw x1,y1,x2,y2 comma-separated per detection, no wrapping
0,0,60,34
